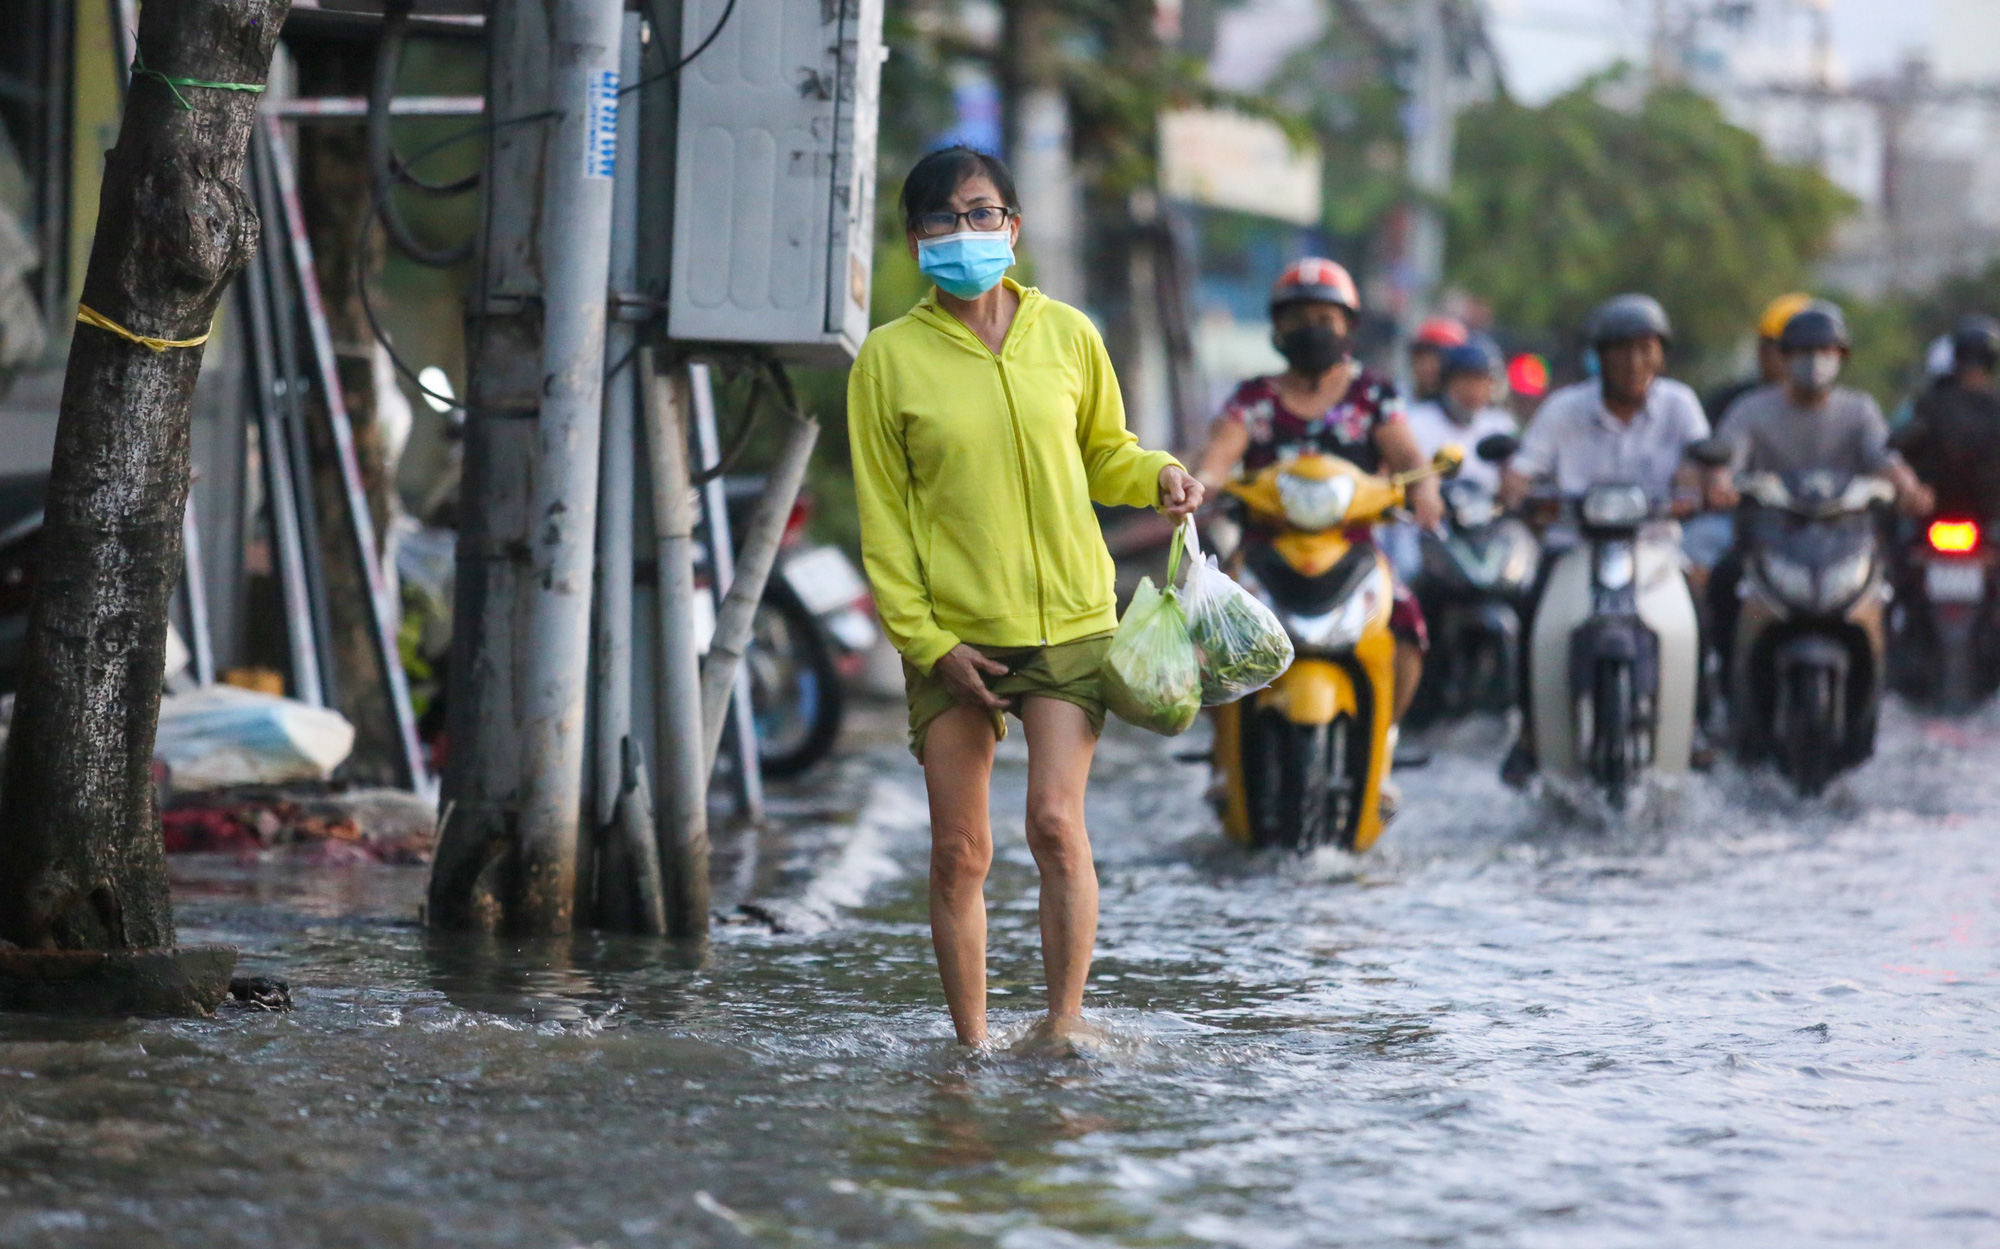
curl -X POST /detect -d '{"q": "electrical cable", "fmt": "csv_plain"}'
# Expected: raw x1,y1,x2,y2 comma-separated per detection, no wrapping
355,0,741,401
355,109,559,413
369,3,478,266
689,362,766,485
621,0,739,97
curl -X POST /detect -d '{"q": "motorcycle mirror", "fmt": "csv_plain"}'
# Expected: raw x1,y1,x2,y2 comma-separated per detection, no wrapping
1684,438,1734,469
1432,444,1465,478
1474,433,1519,464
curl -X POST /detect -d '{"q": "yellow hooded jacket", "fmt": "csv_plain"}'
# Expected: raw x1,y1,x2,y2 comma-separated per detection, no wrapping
848,279,1181,674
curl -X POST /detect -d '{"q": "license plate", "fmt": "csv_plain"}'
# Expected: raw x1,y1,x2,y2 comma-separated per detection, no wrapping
1927,559,1985,604
784,545,868,615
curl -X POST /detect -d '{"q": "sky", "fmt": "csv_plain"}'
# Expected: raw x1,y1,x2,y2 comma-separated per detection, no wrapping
1488,0,1938,103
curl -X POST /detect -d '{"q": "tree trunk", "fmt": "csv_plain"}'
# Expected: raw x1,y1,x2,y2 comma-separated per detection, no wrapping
0,0,287,950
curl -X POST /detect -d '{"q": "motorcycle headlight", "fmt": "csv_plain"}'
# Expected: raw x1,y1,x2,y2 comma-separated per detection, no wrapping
1278,473,1357,532
1761,552,1816,607
1595,541,1635,590
1820,548,1873,608
1582,484,1649,528
1500,528,1540,589
1284,565,1387,653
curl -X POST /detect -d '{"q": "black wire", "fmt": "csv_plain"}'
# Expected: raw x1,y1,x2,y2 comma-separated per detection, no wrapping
356,109,560,413
620,0,739,97
689,362,765,485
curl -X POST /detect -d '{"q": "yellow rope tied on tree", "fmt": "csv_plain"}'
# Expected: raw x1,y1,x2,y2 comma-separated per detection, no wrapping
75,304,211,353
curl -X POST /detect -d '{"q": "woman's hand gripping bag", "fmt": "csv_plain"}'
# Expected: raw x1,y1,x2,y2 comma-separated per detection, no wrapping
1179,520,1294,705
1102,569,1203,737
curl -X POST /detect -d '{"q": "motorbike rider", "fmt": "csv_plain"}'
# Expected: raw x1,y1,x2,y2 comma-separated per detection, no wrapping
1192,258,1445,731
1409,315,1470,404
1496,293,1718,787
1407,338,1519,495
1893,314,2000,522
1706,292,1814,424
1706,302,1933,659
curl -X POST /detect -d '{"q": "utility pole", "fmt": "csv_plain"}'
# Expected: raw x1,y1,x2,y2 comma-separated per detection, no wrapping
1402,0,1455,346
0,0,284,1014
430,0,621,935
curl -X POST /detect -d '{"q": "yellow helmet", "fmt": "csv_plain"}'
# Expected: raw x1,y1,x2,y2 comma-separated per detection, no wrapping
1758,292,1814,341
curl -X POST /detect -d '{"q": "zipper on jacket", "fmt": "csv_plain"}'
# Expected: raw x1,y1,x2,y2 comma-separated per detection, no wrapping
994,358,1050,643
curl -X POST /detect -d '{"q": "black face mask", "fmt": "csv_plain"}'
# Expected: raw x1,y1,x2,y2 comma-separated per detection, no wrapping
1276,324,1349,376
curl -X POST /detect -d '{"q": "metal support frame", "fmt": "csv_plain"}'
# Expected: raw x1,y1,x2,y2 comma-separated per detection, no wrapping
180,497,214,687
688,362,765,823
263,116,430,795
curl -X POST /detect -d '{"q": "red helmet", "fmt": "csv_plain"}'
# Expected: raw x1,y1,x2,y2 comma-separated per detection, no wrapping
1413,315,1469,349
1270,258,1359,316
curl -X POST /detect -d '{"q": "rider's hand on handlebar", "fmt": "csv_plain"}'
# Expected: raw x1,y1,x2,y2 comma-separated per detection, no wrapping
1409,479,1445,532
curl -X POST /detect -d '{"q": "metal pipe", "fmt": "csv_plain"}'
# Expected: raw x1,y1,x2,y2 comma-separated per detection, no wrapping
180,496,214,686
236,254,324,705
590,14,656,929
509,0,623,933
699,409,818,774
642,355,711,939
687,362,764,822
263,115,430,795
274,96,486,119
249,130,341,705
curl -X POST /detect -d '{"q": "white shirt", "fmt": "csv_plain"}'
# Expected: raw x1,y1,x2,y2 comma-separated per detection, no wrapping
1405,400,1518,494
1511,377,1710,503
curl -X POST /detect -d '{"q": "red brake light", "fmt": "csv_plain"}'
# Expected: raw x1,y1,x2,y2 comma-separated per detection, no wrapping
1929,520,1980,554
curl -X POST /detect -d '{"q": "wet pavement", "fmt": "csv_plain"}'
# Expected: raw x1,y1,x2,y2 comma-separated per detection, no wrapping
1,699,1997,1247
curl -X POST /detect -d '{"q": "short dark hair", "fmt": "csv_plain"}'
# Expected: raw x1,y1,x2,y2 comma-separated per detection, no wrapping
900,146,1019,227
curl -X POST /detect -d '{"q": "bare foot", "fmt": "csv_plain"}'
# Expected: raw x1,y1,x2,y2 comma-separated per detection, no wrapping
1010,1013,1106,1057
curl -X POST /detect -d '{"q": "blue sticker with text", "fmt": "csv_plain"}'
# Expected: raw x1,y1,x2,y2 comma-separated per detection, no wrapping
585,68,619,180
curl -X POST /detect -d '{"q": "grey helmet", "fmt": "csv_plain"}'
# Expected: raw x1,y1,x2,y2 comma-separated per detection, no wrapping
1587,294,1673,348
1778,302,1850,353
1951,313,2000,370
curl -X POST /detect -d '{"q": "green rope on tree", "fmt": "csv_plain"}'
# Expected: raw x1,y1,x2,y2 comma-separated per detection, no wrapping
130,51,266,111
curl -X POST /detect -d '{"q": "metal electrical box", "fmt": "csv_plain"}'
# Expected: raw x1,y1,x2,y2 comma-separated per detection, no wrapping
668,0,884,365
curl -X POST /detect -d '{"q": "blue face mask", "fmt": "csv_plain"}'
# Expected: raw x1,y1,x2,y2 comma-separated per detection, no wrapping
917,229,1015,299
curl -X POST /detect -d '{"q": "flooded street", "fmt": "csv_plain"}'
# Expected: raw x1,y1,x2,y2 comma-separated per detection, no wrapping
3,702,1998,1247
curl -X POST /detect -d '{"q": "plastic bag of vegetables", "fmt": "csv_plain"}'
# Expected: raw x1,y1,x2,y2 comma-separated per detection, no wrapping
1179,520,1294,705
1101,570,1202,737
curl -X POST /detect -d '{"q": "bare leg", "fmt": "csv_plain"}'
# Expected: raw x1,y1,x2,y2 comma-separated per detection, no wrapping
922,705,998,1045
1019,698,1100,1029
1393,641,1423,723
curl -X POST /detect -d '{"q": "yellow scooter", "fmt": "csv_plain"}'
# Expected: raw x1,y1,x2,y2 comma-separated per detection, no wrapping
1214,448,1459,852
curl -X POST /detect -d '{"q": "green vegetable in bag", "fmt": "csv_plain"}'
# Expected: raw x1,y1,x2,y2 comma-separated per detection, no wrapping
1101,575,1202,736
1178,520,1294,705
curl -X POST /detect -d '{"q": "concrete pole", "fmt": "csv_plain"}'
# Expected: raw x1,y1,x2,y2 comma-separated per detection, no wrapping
642,356,710,939
687,362,764,823
590,14,664,932
513,0,624,933
1400,0,1455,370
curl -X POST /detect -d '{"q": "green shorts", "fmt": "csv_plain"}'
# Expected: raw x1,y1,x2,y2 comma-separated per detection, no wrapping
904,633,1113,761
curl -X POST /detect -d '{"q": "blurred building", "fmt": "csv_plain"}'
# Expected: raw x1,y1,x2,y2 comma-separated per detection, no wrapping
1710,0,2000,296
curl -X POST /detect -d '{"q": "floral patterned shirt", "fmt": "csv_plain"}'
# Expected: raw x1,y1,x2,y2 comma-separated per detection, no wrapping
1216,370,1405,475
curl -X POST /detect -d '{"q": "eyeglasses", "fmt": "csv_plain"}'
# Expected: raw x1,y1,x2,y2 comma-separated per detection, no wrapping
911,206,1015,237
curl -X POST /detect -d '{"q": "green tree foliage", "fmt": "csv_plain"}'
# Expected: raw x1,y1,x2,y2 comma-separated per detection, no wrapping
1447,77,1854,379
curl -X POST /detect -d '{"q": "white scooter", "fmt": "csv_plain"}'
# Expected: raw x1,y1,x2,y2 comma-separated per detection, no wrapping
1513,466,1702,811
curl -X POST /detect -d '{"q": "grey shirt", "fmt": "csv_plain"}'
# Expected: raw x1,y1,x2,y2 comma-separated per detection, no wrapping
1512,377,1711,503
1717,384,1893,478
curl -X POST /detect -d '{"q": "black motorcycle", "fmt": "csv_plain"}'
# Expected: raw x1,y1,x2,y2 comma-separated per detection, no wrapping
1889,514,2000,713
1728,471,1893,796
1407,446,1538,727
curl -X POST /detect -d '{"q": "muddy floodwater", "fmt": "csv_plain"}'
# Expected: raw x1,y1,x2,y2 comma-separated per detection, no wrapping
2,701,1998,1247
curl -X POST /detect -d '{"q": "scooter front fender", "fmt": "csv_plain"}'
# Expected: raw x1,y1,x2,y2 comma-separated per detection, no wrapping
1256,659,1357,725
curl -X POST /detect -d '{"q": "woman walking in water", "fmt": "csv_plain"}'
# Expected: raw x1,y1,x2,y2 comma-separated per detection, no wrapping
849,147,1203,1046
